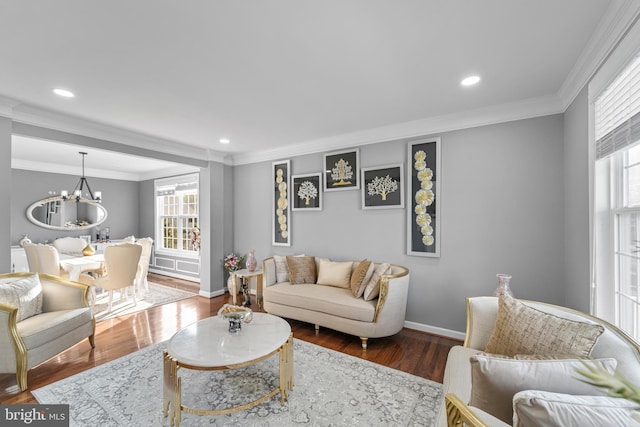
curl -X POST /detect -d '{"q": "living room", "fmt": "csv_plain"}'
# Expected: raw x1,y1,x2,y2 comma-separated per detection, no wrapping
1,2,640,426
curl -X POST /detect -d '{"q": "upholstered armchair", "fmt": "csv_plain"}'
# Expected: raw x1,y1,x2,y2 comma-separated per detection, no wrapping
135,237,153,295
0,272,95,391
23,243,69,278
91,243,142,312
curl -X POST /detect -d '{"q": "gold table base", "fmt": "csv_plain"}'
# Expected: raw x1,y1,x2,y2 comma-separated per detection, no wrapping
163,333,294,427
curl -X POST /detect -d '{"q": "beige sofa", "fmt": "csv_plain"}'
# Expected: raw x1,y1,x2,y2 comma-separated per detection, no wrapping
0,272,95,391
262,256,410,349
437,296,640,427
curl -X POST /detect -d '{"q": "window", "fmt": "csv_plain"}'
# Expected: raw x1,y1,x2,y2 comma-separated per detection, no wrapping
594,52,640,341
155,174,199,255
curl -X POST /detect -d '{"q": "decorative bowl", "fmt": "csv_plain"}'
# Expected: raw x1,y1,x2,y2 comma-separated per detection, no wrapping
217,304,253,333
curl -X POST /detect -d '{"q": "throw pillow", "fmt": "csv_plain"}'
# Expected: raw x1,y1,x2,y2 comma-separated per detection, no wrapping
513,390,640,427
468,355,617,424
273,255,290,283
350,260,371,297
485,294,605,357
0,274,44,322
355,262,375,298
273,254,305,283
286,256,316,284
317,260,353,288
363,263,390,301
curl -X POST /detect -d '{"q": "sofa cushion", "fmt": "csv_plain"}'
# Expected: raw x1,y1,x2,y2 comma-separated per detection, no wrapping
317,260,353,288
468,355,617,424
363,263,390,301
17,308,93,349
485,294,604,357
512,390,640,427
0,274,43,322
286,256,317,284
264,282,376,322
350,260,371,297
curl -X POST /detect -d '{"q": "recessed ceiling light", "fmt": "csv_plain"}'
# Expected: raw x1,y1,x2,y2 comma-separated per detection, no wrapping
53,88,75,98
219,138,230,144
461,76,481,86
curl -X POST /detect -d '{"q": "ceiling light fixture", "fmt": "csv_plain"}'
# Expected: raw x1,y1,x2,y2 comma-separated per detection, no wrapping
461,76,481,86
61,152,102,202
219,138,230,144
53,88,75,98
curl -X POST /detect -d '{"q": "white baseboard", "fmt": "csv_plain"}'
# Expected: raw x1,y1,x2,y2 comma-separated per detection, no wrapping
404,320,466,341
149,268,200,283
199,288,226,298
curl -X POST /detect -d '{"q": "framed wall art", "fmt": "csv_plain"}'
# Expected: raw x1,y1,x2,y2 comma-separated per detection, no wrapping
361,164,404,210
291,173,323,211
324,148,360,191
272,160,291,246
407,137,441,257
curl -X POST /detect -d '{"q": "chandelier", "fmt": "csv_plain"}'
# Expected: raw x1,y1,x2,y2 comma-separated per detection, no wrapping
61,152,102,202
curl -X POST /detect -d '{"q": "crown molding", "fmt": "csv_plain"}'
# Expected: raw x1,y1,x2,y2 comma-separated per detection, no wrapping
1,97,225,163
232,94,564,165
558,0,640,110
12,158,200,182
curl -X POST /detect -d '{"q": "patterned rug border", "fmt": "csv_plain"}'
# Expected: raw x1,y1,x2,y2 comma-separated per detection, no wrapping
33,337,443,426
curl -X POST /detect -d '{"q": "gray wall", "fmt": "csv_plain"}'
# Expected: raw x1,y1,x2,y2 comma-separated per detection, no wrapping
11,169,140,245
563,87,590,313
233,114,566,333
0,117,11,271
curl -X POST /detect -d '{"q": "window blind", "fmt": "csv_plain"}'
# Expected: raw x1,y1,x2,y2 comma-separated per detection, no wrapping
596,54,640,159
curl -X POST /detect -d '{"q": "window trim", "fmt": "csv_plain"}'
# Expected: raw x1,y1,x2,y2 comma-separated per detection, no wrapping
154,173,200,259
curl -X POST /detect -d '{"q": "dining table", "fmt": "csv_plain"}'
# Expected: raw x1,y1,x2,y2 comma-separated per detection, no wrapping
59,253,105,282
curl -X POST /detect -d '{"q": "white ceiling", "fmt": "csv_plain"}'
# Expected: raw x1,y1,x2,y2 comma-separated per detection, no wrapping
1,1,638,177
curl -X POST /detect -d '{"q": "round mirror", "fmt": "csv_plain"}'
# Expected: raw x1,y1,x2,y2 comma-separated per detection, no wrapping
26,196,108,231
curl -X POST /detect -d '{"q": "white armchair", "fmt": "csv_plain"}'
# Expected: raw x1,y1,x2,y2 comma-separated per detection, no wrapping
0,272,95,391
23,243,69,278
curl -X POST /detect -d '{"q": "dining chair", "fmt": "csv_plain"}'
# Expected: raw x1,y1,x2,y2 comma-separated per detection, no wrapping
92,243,142,312
23,243,69,278
135,237,153,295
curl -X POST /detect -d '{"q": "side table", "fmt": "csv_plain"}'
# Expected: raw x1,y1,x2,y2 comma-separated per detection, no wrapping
231,268,264,309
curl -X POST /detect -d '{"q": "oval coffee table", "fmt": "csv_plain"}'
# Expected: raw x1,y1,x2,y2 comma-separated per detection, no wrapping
163,313,293,427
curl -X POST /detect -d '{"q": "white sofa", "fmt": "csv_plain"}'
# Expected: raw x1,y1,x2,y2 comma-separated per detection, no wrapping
437,296,640,427
262,256,410,349
0,272,95,391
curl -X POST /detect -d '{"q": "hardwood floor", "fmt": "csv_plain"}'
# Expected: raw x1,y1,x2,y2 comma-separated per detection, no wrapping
0,273,461,404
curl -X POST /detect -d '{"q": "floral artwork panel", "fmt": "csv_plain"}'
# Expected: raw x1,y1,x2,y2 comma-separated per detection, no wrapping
292,173,323,211
361,164,404,210
272,160,291,246
407,138,441,257
323,149,360,191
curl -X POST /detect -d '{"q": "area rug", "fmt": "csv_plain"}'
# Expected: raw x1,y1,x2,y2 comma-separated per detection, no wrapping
32,338,443,426
93,282,196,321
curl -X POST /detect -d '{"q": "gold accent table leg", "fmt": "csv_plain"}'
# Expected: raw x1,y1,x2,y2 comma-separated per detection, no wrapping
231,273,238,305
163,351,181,427
257,274,264,310
279,333,294,405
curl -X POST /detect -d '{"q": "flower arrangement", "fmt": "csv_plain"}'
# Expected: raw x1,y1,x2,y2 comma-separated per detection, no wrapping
223,252,245,273
190,227,200,251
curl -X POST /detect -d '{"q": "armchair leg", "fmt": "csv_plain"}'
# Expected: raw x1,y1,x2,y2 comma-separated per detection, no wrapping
17,367,27,392
88,334,95,348
360,337,368,350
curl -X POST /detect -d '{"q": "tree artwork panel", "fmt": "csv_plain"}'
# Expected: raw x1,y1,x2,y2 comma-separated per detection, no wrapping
272,160,291,246
324,149,360,191
361,164,404,210
292,173,322,211
407,137,441,257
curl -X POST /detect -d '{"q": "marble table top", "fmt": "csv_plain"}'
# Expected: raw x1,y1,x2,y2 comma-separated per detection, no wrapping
166,313,291,368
